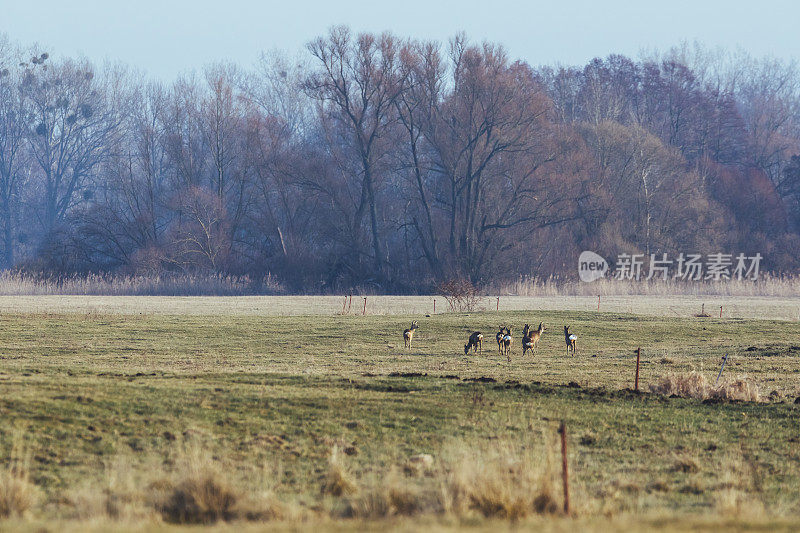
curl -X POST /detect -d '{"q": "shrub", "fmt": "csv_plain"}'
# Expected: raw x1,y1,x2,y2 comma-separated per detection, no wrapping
437,278,481,312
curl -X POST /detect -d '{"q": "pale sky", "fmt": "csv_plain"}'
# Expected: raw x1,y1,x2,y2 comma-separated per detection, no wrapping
1,0,798,80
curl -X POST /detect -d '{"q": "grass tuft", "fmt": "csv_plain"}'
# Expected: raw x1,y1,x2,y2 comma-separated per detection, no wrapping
321,446,358,497
155,473,241,524
0,435,38,518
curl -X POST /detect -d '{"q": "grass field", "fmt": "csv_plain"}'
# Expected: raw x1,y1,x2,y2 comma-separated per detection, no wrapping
0,296,799,531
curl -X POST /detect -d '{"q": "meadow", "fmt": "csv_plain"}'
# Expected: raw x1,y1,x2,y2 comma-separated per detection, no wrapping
0,295,799,531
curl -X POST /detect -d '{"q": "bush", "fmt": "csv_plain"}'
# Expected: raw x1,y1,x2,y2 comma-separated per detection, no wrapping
437,278,481,312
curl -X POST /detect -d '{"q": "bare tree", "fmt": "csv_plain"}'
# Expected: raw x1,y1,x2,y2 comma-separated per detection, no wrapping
80,80,173,270
0,44,31,267
23,58,120,238
414,38,577,281
304,27,405,284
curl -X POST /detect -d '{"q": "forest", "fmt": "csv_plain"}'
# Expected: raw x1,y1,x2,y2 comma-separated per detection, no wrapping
0,28,799,292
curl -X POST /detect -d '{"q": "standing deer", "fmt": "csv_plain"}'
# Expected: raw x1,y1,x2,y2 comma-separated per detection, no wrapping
564,325,577,356
495,326,506,355
403,321,418,349
464,331,483,355
502,327,513,362
523,322,545,356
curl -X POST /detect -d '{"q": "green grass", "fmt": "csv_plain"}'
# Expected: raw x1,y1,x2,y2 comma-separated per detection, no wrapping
0,306,799,529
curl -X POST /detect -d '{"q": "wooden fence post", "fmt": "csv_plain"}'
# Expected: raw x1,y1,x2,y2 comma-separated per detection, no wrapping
635,347,641,392
362,297,367,316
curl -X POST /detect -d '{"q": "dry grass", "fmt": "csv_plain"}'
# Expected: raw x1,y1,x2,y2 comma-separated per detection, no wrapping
150,447,283,524
0,272,284,296
344,473,435,519
713,452,767,519
650,372,761,402
336,437,563,521
0,434,38,519
321,446,358,498
496,274,800,297
63,456,157,522
444,439,561,520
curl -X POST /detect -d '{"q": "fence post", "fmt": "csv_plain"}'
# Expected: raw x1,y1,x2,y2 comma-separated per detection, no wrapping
362,297,367,316
635,347,641,392
433,299,436,314
597,295,600,311
496,297,499,311
720,305,723,318
559,422,570,515
715,353,729,385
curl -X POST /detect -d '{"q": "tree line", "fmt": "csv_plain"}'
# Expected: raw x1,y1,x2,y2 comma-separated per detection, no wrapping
0,30,799,292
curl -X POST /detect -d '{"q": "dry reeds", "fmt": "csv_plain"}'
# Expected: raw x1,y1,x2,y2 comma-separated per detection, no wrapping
650,372,761,401
494,274,800,297
0,271,284,296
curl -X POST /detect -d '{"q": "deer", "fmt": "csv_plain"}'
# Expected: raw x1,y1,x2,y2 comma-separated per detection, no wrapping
501,327,513,362
564,325,577,356
495,326,507,355
403,321,418,349
523,322,545,356
464,331,483,355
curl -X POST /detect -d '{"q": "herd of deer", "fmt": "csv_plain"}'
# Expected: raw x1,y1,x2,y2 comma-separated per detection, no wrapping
403,321,578,362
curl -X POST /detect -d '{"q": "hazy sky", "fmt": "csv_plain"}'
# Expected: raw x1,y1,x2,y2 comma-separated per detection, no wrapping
2,0,798,80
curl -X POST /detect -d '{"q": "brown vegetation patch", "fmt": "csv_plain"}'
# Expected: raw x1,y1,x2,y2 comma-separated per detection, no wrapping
650,372,761,402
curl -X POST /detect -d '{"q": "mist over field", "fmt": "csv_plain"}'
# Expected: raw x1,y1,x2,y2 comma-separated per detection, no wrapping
0,28,799,293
